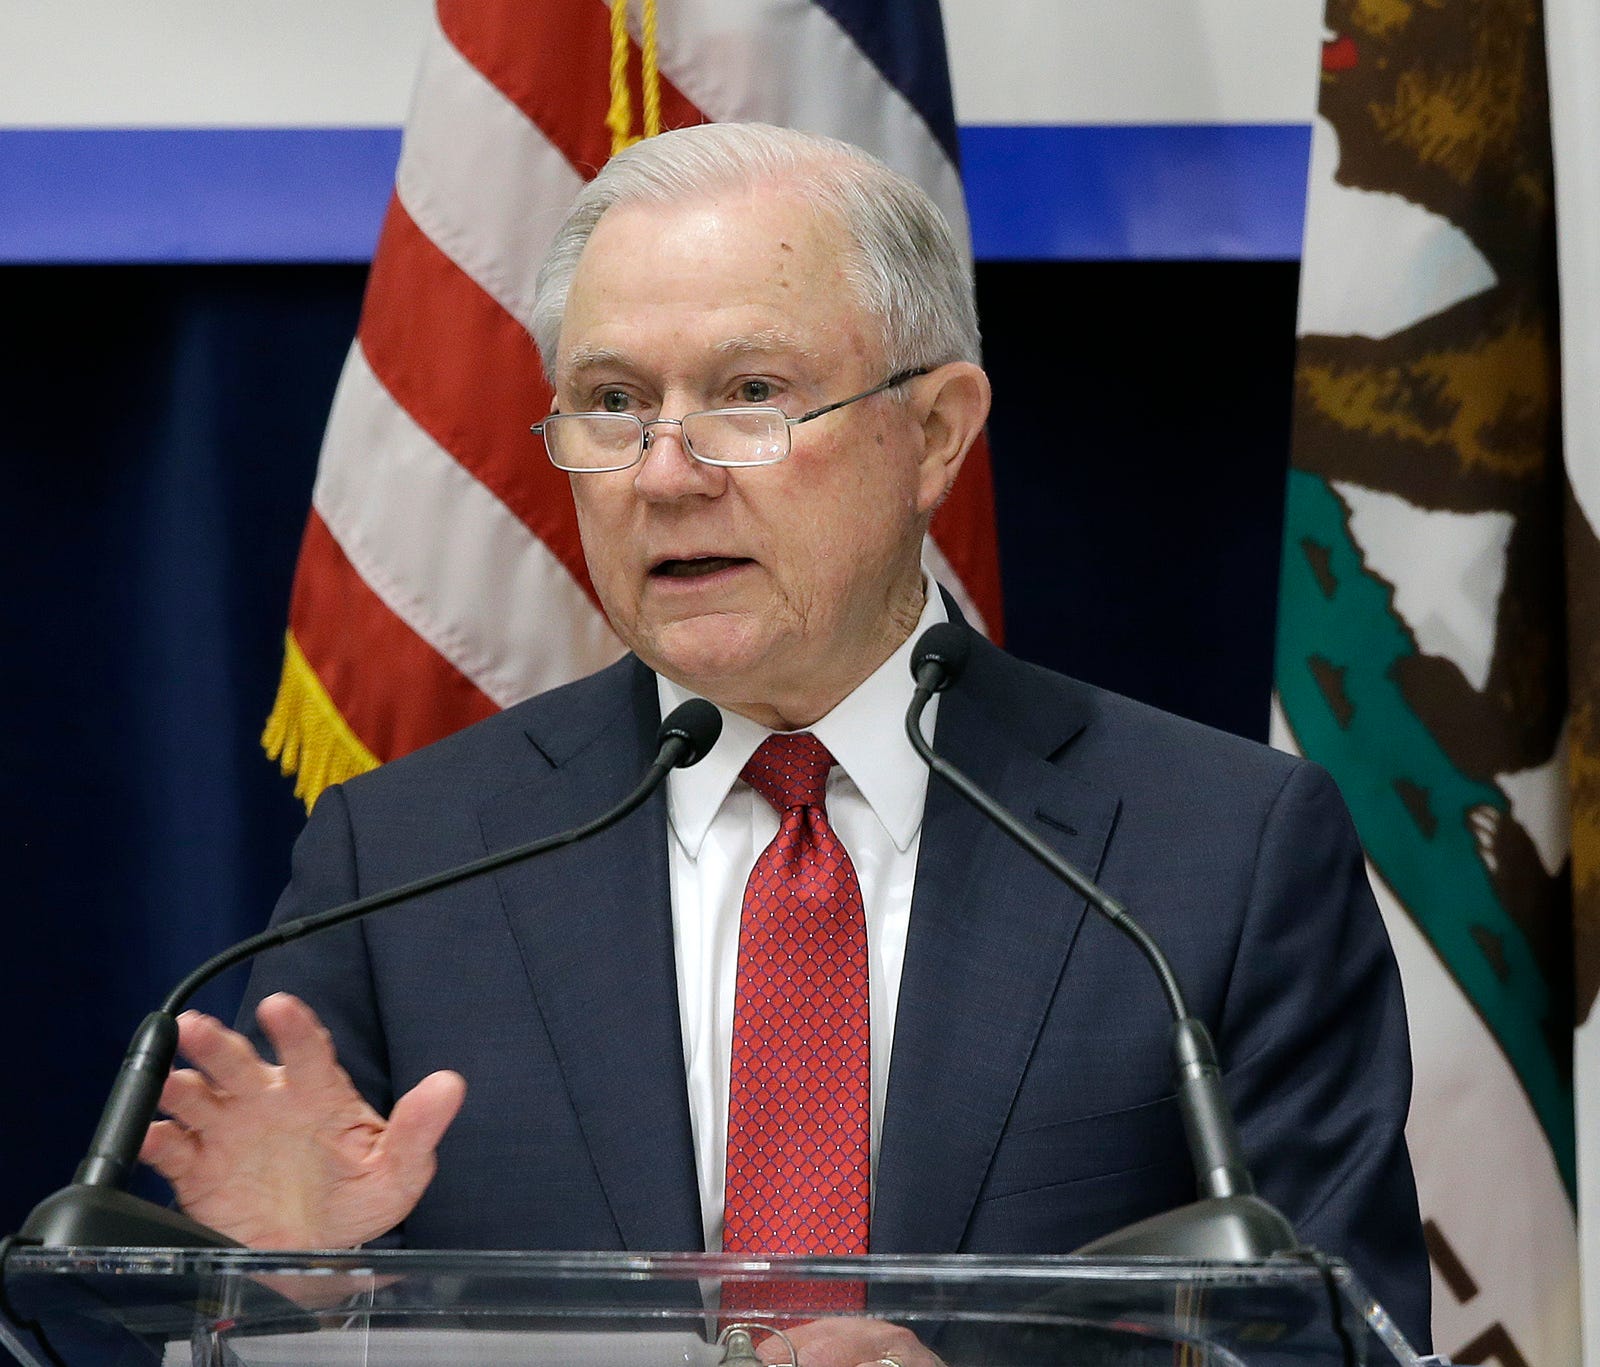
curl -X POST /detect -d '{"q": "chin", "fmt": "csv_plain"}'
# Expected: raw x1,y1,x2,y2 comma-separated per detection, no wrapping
642,619,782,700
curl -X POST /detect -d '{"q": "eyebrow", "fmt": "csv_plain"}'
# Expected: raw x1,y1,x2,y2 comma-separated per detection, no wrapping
560,345,633,376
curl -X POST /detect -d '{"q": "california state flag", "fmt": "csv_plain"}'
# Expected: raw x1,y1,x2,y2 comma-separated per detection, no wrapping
1275,1,1588,1363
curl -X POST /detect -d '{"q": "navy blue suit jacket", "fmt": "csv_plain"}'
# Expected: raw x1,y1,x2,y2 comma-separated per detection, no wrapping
240,631,1430,1347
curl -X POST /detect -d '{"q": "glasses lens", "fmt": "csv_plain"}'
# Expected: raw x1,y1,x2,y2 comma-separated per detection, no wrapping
682,408,788,466
543,413,641,470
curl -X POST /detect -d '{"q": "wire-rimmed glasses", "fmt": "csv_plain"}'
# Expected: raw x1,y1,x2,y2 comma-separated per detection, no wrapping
531,367,929,473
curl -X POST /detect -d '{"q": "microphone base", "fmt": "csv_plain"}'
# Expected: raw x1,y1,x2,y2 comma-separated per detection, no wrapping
1073,1194,1298,1261
18,1183,236,1249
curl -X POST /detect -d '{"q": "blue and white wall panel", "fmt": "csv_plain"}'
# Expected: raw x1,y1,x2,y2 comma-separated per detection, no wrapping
0,0,1321,265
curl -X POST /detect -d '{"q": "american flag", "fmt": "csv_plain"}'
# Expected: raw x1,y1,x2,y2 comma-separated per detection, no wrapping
264,0,1003,807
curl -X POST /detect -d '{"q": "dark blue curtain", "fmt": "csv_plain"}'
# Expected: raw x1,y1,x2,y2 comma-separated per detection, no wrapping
0,258,1295,1232
1,264,361,1220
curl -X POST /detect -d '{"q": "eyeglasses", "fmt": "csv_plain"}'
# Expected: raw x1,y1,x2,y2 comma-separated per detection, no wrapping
531,368,929,473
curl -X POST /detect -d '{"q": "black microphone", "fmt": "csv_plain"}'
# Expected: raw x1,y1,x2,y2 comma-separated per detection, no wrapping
907,625,1296,1259
17,698,723,1249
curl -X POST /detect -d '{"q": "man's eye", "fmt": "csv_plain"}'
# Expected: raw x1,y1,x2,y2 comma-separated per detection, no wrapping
734,380,774,405
598,391,633,413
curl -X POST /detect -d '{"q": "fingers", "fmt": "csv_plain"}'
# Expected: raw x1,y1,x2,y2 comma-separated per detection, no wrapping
255,993,337,1073
140,1118,198,1181
157,1067,224,1128
860,1325,938,1367
178,995,362,1121
174,1009,270,1093
382,1071,468,1174
257,992,370,1112
774,1320,940,1367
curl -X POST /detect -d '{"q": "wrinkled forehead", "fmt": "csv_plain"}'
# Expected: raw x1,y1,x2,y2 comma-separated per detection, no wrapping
555,185,883,376
588,177,874,293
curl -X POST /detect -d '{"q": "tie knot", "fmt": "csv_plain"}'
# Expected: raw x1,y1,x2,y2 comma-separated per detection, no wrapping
742,732,835,811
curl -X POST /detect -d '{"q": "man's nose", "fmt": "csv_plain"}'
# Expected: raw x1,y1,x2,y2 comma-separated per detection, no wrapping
634,417,724,499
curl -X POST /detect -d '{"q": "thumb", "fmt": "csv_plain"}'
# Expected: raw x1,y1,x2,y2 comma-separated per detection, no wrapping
383,1070,467,1173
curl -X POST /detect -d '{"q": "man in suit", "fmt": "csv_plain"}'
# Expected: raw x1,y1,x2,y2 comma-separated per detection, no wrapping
141,123,1430,1354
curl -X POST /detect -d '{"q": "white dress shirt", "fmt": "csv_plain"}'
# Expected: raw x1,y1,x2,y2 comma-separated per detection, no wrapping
656,583,948,1250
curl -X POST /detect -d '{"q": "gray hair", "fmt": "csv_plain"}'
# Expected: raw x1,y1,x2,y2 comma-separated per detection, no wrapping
529,122,981,380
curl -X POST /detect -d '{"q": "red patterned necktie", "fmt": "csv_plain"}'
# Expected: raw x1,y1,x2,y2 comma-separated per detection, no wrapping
722,732,869,1315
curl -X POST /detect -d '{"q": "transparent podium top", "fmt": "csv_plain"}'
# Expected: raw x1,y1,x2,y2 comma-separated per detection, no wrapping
0,1248,1421,1367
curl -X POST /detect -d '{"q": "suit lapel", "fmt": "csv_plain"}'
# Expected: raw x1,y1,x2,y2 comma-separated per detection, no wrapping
873,648,1120,1252
476,661,704,1253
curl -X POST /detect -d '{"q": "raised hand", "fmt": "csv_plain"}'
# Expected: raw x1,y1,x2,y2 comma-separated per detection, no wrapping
140,992,466,1249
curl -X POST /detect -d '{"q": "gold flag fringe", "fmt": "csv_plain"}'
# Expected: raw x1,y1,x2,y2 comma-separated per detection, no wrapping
261,630,380,813
607,0,661,156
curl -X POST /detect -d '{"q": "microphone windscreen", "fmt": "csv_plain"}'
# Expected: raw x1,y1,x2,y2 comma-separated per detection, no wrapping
910,623,970,690
658,698,723,766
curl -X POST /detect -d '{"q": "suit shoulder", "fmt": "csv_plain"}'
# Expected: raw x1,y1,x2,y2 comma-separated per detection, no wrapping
968,635,1313,801
329,654,650,813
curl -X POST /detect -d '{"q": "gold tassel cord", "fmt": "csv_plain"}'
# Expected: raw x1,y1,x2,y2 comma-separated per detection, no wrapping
639,0,661,140
261,629,380,813
606,0,634,156
607,0,662,156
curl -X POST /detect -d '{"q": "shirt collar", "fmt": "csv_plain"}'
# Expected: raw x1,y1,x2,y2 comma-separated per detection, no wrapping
658,580,948,858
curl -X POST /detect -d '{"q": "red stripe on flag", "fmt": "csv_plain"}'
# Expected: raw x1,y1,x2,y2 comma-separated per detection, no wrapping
290,510,499,760
438,0,707,180
358,196,597,603
932,431,1005,642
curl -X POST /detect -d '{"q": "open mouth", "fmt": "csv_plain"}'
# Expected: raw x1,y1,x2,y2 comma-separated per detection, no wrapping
650,556,752,579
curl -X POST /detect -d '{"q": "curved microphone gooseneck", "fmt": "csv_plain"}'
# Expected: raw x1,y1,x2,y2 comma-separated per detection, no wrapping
906,624,1296,1260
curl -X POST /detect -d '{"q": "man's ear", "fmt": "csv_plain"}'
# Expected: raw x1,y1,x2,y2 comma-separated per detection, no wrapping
914,362,992,514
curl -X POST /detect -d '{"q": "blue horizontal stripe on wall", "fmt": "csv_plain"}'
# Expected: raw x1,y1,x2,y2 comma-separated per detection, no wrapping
0,128,403,264
960,123,1311,261
0,123,1310,264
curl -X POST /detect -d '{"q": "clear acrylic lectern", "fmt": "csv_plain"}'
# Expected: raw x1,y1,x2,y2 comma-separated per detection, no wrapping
0,1249,1422,1367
